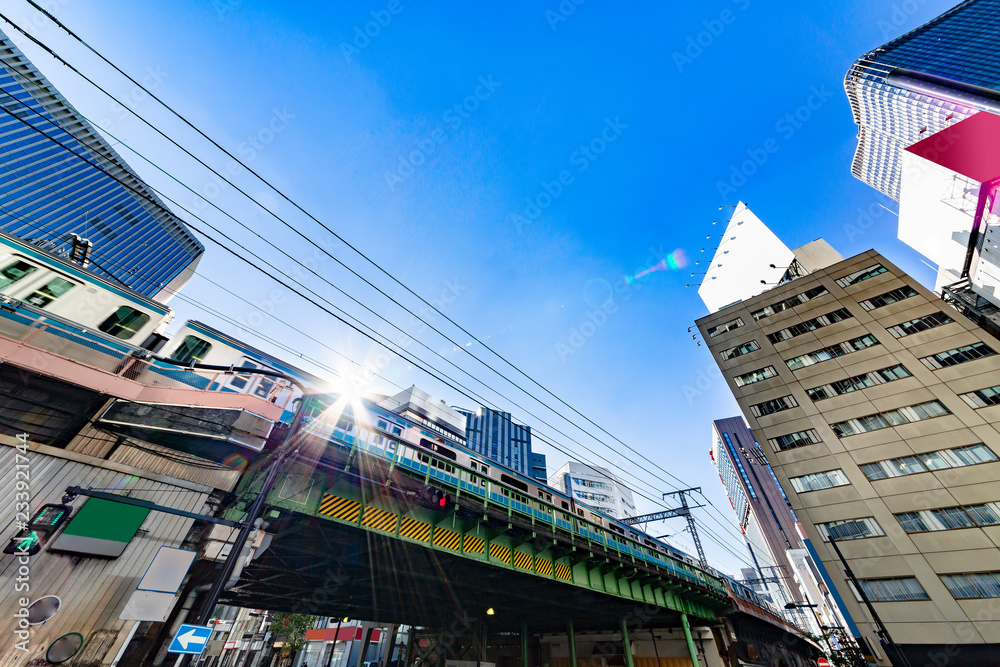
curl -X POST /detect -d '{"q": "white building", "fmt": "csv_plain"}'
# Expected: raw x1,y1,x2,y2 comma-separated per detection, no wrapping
548,461,636,520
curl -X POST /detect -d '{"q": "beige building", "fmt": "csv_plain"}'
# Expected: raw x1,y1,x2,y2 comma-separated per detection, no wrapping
696,250,1000,666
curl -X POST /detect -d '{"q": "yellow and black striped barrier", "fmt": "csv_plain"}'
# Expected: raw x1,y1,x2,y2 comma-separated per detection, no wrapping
432,527,462,551
463,534,485,555
489,542,511,564
512,550,533,571
318,494,361,523
399,517,433,542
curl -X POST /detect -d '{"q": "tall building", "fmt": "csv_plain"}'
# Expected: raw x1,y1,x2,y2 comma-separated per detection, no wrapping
711,419,809,617
697,249,1000,665
844,0,1000,200
529,451,548,482
548,461,636,520
0,30,203,300
454,405,532,475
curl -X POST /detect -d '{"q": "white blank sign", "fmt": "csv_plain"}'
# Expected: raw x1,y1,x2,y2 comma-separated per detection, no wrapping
137,546,197,594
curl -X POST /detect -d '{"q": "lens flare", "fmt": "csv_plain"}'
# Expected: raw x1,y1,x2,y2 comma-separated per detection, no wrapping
222,453,248,472
625,249,688,284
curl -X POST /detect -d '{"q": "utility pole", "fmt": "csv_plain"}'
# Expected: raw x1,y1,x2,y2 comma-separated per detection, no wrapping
620,487,707,568
175,394,313,667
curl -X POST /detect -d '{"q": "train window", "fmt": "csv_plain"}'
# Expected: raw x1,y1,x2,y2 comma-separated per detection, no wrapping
172,335,212,363
0,260,38,291
98,306,150,340
561,501,569,510
471,462,478,471
577,509,584,517
25,276,75,308
499,474,528,492
254,376,276,399
481,465,490,476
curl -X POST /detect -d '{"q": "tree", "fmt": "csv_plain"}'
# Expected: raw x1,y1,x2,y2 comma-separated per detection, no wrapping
270,613,315,661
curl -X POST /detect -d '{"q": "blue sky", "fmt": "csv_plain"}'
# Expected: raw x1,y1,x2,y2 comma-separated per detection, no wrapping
5,0,957,574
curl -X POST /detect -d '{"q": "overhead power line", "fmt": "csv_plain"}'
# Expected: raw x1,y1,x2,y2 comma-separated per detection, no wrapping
0,14,756,568
9,2,753,550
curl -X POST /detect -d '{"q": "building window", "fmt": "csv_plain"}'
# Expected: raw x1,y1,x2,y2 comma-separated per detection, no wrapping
941,572,1000,599
722,433,755,499
857,577,929,602
766,308,853,344
708,317,745,337
785,334,880,371
806,364,910,401
895,505,990,533
572,478,611,490
829,400,950,437
749,395,799,417
172,335,212,363
885,311,953,338
920,342,996,370
860,444,997,480
721,340,760,361
0,259,38,291
961,385,1000,408
835,264,888,288
734,366,777,387
817,517,884,541
767,428,822,452
858,286,918,311
574,490,610,503
788,469,850,493
751,285,830,321
25,276,75,308
98,306,150,340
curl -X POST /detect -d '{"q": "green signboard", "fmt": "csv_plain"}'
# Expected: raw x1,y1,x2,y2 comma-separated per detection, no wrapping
50,498,150,557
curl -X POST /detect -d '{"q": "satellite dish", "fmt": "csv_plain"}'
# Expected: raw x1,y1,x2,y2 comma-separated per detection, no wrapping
27,595,61,625
46,632,83,663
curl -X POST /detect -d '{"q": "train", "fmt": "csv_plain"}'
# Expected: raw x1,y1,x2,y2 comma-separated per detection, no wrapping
1,229,792,612
303,391,723,591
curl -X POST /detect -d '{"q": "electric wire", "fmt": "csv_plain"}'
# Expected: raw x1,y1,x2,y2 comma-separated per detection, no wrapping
0,23,757,568
0,83,757,574
5,7,753,548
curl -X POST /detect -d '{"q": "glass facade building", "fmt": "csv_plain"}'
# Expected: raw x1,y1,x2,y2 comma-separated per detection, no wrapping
844,0,1000,200
0,31,203,300
455,406,533,475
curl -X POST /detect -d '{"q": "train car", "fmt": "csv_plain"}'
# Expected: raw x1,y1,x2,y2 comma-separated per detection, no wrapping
160,320,326,422
305,394,723,592
0,230,171,345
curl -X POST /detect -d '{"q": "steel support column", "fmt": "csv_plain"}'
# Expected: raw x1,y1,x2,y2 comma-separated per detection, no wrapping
620,618,634,667
566,620,577,667
680,613,699,667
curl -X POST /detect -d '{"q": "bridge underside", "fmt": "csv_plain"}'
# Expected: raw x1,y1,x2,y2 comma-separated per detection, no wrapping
220,512,706,633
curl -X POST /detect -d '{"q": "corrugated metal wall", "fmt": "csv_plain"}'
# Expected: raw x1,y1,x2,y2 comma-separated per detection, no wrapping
0,440,212,667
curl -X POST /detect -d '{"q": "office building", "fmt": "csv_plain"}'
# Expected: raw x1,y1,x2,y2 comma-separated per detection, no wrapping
710,417,817,629
0,30,203,300
548,461,636,520
529,451,547,482
697,249,1000,665
454,405,532,475
844,0,1000,200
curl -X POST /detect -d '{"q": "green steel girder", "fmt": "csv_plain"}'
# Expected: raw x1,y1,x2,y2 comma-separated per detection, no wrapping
253,460,728,620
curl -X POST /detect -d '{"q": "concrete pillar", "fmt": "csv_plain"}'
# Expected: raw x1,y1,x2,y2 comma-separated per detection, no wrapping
566,620,577,667
620,618,634,667
680,614,699,667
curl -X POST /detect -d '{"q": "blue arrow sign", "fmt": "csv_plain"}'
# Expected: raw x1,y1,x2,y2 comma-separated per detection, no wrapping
168,624,212,655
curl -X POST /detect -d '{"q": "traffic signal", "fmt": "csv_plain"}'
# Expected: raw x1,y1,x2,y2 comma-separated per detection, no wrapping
4,530,41,556
3,504,72,556
418,485,451,511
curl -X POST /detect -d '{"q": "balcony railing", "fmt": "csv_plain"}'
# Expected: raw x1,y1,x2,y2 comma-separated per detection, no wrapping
0,297,295,415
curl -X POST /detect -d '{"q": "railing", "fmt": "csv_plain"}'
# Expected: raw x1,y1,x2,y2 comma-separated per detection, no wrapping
941,280,1000,341
0,299,296,412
